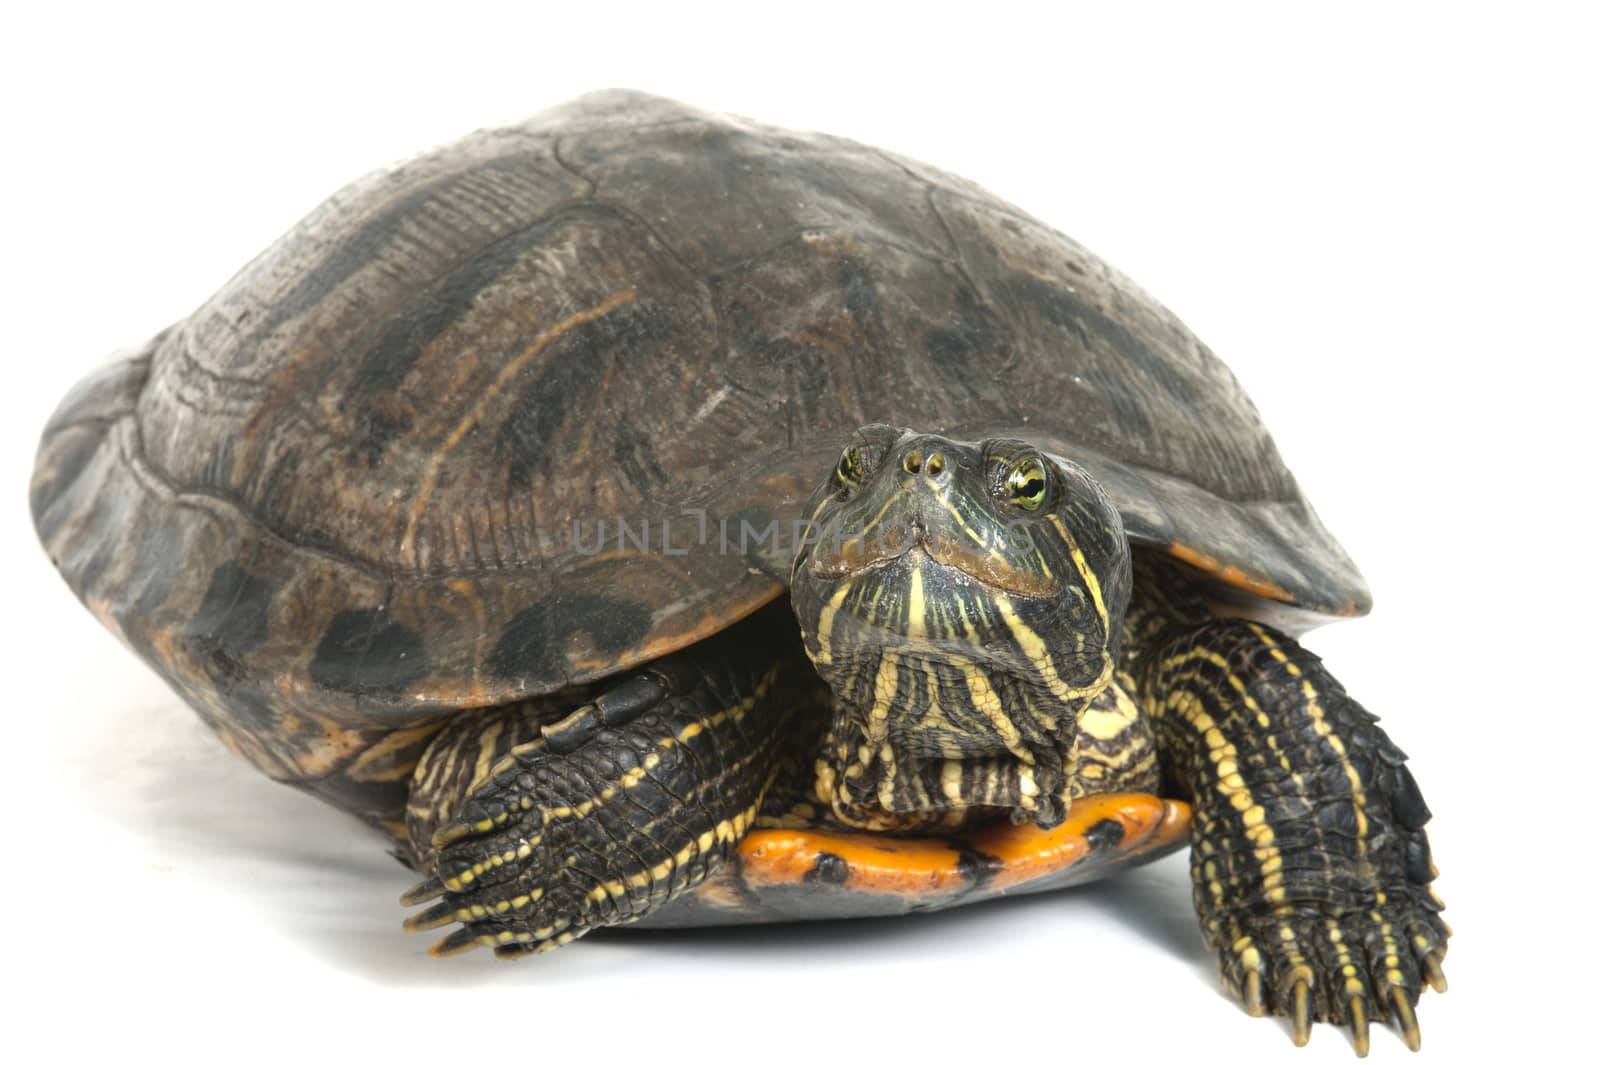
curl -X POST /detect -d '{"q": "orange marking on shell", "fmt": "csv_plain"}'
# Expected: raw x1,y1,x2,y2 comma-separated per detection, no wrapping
1166,542,1295,604
1135,798,1193,853
970,792,1187,890
733,793,1192,899
446,578,491,706
738,830,969,895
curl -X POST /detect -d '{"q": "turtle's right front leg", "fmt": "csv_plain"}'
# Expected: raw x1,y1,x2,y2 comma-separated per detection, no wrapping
401,606,819,957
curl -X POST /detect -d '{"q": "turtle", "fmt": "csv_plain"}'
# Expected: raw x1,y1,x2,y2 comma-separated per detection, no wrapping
30,90,1446,1054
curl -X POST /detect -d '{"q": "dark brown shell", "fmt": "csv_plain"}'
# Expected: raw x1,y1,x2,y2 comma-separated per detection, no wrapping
31,91,1367,785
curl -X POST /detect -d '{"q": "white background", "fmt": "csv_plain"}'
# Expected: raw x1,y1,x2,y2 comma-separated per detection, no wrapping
2,3,1593,1062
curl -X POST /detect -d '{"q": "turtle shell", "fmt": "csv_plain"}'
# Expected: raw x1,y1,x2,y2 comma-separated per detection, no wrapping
31,91,1367,796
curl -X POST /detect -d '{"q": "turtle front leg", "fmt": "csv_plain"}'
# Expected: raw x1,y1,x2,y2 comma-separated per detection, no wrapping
1137,616,1448,1055
401,606,820,957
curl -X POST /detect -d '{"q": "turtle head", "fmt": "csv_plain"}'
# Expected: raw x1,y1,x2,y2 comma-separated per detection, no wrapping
789,425,1131,830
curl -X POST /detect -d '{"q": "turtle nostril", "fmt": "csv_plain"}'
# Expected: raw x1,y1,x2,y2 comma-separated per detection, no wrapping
925,453,945,477
903,451,923,474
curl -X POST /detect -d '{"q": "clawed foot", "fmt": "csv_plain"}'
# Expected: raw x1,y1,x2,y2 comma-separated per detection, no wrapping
398,671,692,957
399,750,598,957
1217,895,1448,1055
400,663,770,957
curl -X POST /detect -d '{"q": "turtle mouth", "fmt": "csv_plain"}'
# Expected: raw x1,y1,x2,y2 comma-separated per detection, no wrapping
806,518,1059,599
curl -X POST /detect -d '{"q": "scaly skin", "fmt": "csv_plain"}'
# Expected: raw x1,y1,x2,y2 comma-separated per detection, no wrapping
401,608,819,956
1129,600,1448,1055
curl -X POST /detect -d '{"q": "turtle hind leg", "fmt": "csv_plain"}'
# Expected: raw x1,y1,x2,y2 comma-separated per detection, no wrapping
1135,615,1447,1055
401,608,819,956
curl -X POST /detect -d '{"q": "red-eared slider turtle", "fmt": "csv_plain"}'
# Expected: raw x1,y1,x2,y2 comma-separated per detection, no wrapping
31,91,1446,1054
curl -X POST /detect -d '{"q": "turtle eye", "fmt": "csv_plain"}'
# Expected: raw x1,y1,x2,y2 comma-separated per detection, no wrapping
1005,456,1049,511
836,445,866,487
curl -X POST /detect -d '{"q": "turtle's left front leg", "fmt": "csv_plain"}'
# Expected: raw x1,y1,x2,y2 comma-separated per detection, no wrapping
1135,614,1449,1055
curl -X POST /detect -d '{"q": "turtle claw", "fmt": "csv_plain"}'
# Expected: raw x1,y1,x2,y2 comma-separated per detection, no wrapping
430,821,473,848
1348,996,1371,1058
1243,969,1265,1016
1214,901,1445,1054
1390,986,1422,1052
402,901,460,932
1422,950,1449,993
1289,974,1313,1047
429,926,485,958
399,877,447,906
